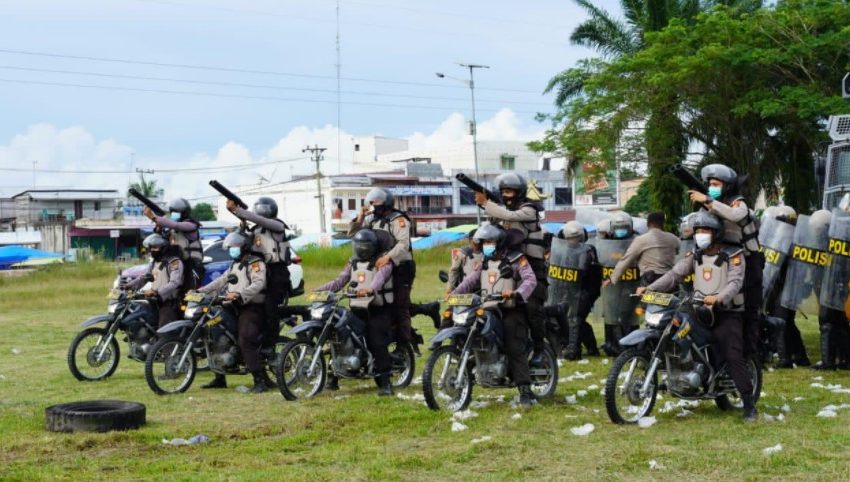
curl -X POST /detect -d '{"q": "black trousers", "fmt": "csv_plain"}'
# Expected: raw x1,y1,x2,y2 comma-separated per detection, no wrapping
743,252,763,355
711,311,754,398
363,306,392,376
157,299,180,328
772,305,806,361
503,307,531,386
526,258,548,349
640,272,663,287
391,260,415,342
263,262,291,347
237,304,265,372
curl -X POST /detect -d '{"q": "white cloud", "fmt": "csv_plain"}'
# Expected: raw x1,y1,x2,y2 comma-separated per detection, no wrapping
0,109,543,200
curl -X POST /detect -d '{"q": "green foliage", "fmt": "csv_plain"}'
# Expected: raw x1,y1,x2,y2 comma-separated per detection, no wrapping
127,173,162,198
191,202,216,221
623,181,651,216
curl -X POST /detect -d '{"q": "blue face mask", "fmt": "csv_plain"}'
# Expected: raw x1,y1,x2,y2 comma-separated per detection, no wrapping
708,186,722,200
170,212,181,221
228,247,241,259
614,229,628,239
482,245,497,258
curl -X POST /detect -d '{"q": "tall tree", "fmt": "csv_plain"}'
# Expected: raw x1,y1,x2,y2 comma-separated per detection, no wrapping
127,173,162,198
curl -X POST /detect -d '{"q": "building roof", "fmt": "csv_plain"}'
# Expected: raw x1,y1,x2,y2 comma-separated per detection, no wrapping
12,189,120,201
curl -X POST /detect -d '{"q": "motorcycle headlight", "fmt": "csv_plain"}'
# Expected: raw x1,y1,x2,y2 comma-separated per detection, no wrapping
311,305,330,320
645,311,664,327
107,302,119,315
112,276,121,289
185,306,199,319
452,310,473,326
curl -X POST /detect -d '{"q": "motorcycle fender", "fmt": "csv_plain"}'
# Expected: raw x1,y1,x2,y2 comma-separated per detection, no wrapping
157,319,195,335
121,309,150,326
289,320,325,336
429,326,468,349
80,314,112,328
619,328,660,347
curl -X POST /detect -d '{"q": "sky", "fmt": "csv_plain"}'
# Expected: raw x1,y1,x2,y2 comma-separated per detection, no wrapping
0,0,622,200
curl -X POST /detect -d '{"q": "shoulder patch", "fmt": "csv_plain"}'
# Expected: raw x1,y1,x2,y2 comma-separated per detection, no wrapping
731,255,742,266
169,259,181,269
251,261,262,272
398,218,406,228
519,256,528,267
685,251,694,258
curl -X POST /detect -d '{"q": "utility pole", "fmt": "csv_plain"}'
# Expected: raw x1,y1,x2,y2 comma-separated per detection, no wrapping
303,145,328,233
335,0,342,173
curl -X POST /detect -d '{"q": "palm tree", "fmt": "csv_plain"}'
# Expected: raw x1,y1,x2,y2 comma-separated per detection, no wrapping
127,173,163,198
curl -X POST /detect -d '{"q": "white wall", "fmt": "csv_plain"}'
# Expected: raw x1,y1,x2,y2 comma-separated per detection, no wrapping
377,140,540,173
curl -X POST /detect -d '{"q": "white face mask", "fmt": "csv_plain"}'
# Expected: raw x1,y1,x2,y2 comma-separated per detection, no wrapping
694,233,713,249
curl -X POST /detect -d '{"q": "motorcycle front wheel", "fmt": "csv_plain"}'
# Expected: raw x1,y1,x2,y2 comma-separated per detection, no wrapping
144,338,196,395
388,341,415,388
605,348,658,424
422,345,472,412
276,340,326,401
67,327,120,381
715,357,763,411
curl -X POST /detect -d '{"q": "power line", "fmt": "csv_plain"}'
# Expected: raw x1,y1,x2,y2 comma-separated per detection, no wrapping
0,48,542,94
0,77,543,114
0,156,310,174
0,65,550,106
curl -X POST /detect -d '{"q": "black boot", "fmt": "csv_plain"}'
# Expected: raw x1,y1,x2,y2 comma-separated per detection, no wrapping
249,371,268,394
742,394,758,422
812,323,836,370
418,301,442,331
603,325,623,356
326,374,340,391
376,373,393,397
580,321,600,356
261,370,277,389
564,321,581,361
775,323,793,368
201,373,227,389
601,325,615,356
518,384,536,409
530,344,547,366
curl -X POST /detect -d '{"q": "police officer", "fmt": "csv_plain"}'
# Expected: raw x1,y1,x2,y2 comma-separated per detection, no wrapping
445,229,484,295
474,173,548,362
546,221,602,360
197,232,270,393
688,164,761,356
126,233,184,328
350,188,415,346
144,198,205,289
316,229,397,396
818,202,850,369
678,213,697,294
452,224,539,408
639,212,758,422
605,211,679,287
227,197,291,352
596,211,641,355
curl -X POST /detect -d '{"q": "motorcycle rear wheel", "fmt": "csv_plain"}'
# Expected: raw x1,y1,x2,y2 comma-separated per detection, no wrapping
715,357,763,411
388,341,415,388
605,348,657,424
422,345,472,412
529,344,559,399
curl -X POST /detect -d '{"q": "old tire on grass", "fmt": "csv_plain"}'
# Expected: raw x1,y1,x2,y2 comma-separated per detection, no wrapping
45,400,146,433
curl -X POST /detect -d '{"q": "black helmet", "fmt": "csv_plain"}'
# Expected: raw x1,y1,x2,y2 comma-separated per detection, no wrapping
351,229,392,261
253,197,278,219
473,224,507,249
222,231,251,250
690,211,723,242
143,233,169,259
495,173,527,205
700,164,737,184
168,198,191,219
365,188,395,210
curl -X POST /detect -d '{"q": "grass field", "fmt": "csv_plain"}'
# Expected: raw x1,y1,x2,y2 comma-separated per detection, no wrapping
1,247,850,481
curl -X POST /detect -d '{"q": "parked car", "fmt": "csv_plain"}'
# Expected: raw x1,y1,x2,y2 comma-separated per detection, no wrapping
122,241,305,297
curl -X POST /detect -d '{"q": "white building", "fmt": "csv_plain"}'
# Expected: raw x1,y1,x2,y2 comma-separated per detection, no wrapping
12,189,120,227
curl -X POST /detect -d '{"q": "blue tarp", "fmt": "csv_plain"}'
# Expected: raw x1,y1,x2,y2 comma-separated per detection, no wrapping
412,231,466,250
542,222,598,236
0,245,63,269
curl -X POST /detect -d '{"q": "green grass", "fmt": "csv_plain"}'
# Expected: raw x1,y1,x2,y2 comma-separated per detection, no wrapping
1,252,850,480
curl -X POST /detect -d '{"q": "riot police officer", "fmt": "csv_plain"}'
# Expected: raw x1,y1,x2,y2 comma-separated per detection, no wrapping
126,233,184,328
316,229,397,395
677,213,697,294
144,198,205,289
350,188,415,346
474,173,548,361
546,221,602,360
596,211,641,355
818,203,850,369
198,232,271,393
445,229,484,295
606,211,679,287
640,211,758,422
227,197,291,352
688,164,761,355
452,224,539,408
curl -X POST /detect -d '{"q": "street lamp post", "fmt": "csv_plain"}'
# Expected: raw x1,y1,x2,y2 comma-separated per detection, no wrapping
437,63,489,224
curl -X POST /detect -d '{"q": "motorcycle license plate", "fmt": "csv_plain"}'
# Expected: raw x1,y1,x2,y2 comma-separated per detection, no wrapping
641,291,673,307
447,294,474,306
184,291,204,303
307,291,331,302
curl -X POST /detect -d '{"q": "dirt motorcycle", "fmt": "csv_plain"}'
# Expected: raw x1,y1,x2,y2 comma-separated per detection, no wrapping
144,278,287,395
604,291,762,424
422,292,559,412
67,281,159,381
275,289,419,400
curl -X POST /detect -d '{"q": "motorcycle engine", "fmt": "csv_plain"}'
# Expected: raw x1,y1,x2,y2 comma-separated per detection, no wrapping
127,326,154,361
670,362,706,395
332,338,362,373
474,346,507,386
210,334,238,370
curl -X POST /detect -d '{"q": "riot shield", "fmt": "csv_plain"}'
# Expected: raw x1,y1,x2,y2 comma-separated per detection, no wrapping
780,215,830,312
575,208,612,228
820,209,850,311
596,238,640,326
547,237,590,307
759,216,795,304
